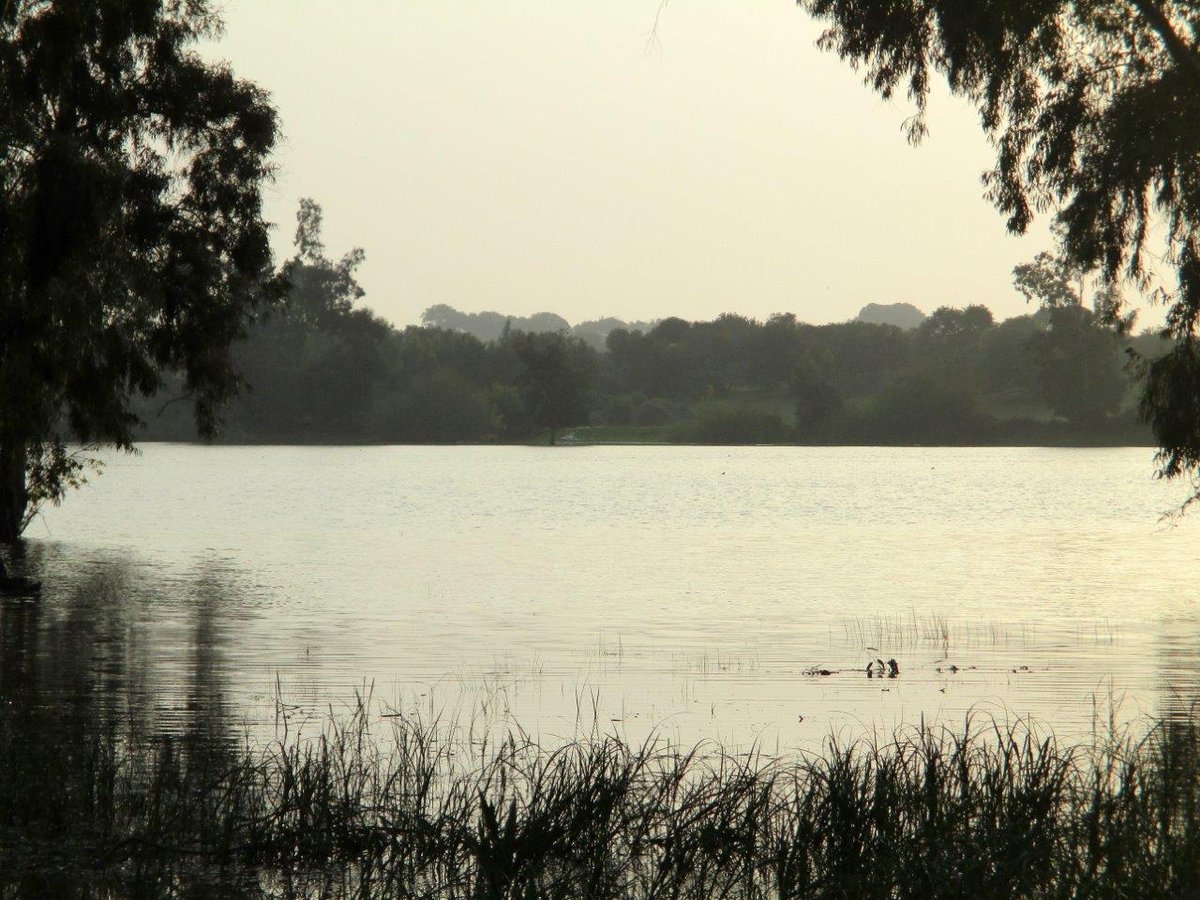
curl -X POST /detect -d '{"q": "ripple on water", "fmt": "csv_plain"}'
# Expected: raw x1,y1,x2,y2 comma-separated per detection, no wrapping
4,444,1195,750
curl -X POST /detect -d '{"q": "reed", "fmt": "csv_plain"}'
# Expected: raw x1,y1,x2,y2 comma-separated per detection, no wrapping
2,697,1198,898
841,612,1043,652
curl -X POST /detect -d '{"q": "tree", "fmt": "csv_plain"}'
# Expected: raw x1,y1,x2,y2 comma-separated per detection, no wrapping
512,331,594,444
282,199,365,328
0,2,281,539
373,370,493,443
867,371,993,444
1013,253,1080,312
918,306,995,341
1030,304,1129,427
229,201,390,440
792,351,842,438
1012,249,1130,427
800,0,1200,483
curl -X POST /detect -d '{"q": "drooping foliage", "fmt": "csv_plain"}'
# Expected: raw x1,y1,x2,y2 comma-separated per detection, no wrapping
0,1,281,538
798,0,1200,476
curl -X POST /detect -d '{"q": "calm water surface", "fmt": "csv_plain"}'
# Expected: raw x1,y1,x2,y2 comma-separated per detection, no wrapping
5,444,1199,751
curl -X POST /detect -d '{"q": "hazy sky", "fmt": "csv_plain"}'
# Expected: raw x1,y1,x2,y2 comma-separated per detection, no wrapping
212,0,1064,329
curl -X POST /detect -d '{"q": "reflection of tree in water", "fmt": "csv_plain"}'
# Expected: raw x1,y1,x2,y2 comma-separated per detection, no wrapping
180,573,239,746
1156,610,1200,725
0,545,251,896
0,545,245,740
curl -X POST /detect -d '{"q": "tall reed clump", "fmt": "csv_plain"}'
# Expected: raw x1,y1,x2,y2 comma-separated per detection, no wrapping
2,701,1198,898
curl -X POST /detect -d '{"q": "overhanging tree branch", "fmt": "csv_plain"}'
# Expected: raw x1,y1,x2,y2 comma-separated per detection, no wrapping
1127,0,1200,87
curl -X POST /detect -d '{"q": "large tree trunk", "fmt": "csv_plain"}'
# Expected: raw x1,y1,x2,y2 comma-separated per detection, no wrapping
0,444,28,543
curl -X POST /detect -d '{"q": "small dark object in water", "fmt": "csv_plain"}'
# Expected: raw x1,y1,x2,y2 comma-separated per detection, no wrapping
948,664,960,673
887,658,899,678
865,663,874,678
0,576,40,596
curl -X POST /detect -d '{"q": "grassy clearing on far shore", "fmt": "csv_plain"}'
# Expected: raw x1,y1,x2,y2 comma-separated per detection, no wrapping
553,425,671,444
2,695,1199,899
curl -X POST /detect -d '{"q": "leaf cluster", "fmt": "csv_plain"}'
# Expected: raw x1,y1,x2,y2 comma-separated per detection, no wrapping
0,1,282,456
800,0,1200,473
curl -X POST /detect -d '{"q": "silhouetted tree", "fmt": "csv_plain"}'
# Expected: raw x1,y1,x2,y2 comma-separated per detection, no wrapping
910,305,998,395
800,0,1200,487
1012,250,1129,427
919,306,995,341
230,201,389,439
867,372,992,444
376,370,493,443
792,353,843,439
0,2,281,539
819,321,912,395
690,314,760,396
755,313,804,387
283,200,366,327
513,332,594,444
1030,306,1128,427
977,315,1044,400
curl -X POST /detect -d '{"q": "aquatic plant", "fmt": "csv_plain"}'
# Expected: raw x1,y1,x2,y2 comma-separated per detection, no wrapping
1,697,1198,898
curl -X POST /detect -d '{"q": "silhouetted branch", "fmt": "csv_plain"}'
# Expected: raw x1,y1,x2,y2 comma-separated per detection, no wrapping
156,394,194,418
645,0,669,57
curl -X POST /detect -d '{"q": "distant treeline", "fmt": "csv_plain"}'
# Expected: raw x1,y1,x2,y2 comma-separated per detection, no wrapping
421,304,655,352
138,203,1165,446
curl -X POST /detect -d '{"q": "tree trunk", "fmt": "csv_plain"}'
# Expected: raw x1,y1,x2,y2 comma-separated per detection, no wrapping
0,444,28,543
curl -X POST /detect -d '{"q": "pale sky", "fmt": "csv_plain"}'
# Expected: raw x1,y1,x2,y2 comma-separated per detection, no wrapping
212,0,1065,329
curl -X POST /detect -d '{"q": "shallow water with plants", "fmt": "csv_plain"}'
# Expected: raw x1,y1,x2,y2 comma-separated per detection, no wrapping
3,444,1200,895
4,693,1199,898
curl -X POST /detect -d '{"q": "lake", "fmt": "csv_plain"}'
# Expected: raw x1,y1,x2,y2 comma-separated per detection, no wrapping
5,444,1199,753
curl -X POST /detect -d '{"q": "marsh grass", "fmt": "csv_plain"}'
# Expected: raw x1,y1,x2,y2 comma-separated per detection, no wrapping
840,612,1123,656
2,696,1199,899
840,611,1107,654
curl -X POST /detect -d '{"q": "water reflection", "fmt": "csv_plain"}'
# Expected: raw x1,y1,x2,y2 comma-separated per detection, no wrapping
0,552,247,895
1157,610,1200,725
0,546,249,742
2,447,1200,895
3,541,1198,757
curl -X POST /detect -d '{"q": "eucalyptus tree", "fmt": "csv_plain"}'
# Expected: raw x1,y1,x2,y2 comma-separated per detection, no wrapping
0,1,282,539
800,0,1200,481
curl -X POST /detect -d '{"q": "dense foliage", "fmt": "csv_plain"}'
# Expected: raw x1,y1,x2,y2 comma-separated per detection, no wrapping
0,1,281,539
797,0,1200,479
142,209,1160,448
143,202,600,445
